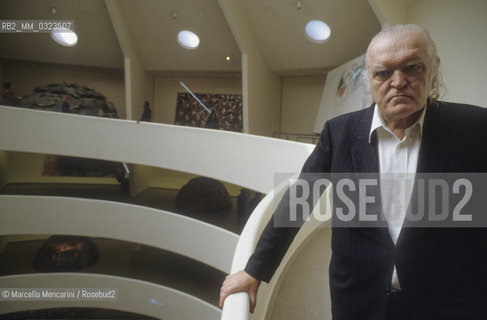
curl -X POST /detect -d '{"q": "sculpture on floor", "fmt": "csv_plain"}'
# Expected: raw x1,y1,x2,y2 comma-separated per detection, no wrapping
176,177,232,213
33,235,99,272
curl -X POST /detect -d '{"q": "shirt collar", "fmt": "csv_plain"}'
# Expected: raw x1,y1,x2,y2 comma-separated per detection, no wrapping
368,103,427,143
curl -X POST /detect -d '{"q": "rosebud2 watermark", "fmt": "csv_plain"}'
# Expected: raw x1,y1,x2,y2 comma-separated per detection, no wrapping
273,173,486,228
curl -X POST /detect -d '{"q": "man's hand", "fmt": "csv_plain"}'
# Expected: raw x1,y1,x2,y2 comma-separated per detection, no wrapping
219,270,261,313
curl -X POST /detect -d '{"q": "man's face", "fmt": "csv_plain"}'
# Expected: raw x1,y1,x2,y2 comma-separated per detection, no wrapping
367,30,436,124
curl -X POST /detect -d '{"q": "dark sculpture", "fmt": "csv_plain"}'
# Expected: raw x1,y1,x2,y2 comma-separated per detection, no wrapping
33,235,99,272
176,177,232,213
18,82,118,118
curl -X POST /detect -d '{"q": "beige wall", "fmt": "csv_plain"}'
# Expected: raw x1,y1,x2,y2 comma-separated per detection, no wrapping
407,0,487,108
125,56,154,121
154,77,242,125
0,61,4,91
5,151,116,185
245,54,282,137
218,0,282,137
368,0,408,26
0,150,7,187
2,62,126,118
280,76,326,135
2,151,241,196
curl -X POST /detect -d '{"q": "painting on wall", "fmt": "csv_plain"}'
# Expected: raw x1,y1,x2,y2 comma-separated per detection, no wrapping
314,54,373,133
174,92,243,132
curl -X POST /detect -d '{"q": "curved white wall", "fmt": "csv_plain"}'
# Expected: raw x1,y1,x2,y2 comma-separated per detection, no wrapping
0,195,238,273
267,228,332,320
0,273,220,319
0,106,314,193
0,106,320,319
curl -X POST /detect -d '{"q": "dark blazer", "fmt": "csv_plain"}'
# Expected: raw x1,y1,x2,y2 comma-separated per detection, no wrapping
245,101,487,320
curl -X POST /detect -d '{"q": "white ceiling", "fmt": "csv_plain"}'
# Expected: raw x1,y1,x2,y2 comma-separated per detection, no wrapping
0,0,383,76
0,0,124,69
118,0,241,72
240,0,381,74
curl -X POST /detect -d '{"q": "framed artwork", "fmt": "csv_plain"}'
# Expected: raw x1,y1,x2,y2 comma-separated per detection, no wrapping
175,92,243,132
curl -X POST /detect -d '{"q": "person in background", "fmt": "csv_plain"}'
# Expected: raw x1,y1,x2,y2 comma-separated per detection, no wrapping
139,101,152,122
2,82,22,106
61,95,75,113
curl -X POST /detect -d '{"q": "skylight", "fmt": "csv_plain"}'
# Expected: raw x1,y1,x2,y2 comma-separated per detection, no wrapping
177,30,200,50
305,20,331,44
51,29,78,46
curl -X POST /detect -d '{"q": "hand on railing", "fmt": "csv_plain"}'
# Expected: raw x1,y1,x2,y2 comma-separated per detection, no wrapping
219,270,261,313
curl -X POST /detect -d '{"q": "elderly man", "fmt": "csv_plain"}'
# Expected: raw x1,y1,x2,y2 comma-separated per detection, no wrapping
220,24,487,319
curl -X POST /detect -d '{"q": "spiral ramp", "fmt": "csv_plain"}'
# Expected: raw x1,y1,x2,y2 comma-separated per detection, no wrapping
0,105,332,320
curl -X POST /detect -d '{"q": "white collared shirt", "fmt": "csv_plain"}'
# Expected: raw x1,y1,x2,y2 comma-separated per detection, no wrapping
369,104,426,290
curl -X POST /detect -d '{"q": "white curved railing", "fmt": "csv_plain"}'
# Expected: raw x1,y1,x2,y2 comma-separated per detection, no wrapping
0,195,237,273
0,105,320,318
221,180,290,320
0,106,314,194
221,179,332,320
0,273,220,319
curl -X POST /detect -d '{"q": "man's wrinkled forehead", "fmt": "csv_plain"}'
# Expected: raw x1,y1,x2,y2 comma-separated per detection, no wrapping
367,31,429,67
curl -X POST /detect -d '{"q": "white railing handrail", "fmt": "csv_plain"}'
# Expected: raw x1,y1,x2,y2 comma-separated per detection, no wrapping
0,106,314,194
0,273,220,319
0,195,238,273
221,179,292,320
221,179,332,320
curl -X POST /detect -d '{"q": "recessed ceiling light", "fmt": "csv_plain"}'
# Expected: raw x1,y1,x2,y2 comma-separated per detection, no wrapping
305,20,331,44
225,56,231,61
177,30,200,50
51,29,78,46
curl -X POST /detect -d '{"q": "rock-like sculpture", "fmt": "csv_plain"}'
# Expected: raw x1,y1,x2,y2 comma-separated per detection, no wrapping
18,82,118,118
33,235,99,272
176,177,232,213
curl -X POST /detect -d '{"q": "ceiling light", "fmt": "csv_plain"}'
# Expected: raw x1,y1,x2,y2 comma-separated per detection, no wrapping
305,20,331,44
177,30,200,50
51,29,78,46
225,56,231,61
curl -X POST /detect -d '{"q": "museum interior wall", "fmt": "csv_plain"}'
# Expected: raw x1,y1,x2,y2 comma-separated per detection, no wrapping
407,0,487,108
280,76,327,135
0,61,326,195
2,61,126,119
2,0,487,319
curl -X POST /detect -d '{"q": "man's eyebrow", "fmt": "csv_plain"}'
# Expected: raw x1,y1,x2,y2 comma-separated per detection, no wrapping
405,58,425,65
371,57,425,70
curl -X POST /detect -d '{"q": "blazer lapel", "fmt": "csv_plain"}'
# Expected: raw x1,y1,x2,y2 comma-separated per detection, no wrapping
416,102,451,173
398,102,451,245
350,106,379,173
350,106,391,244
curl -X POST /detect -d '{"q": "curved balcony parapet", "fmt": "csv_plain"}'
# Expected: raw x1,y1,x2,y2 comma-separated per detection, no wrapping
0,195,238,273
221,179,332,320
0,273,220,319
0,106,314,193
